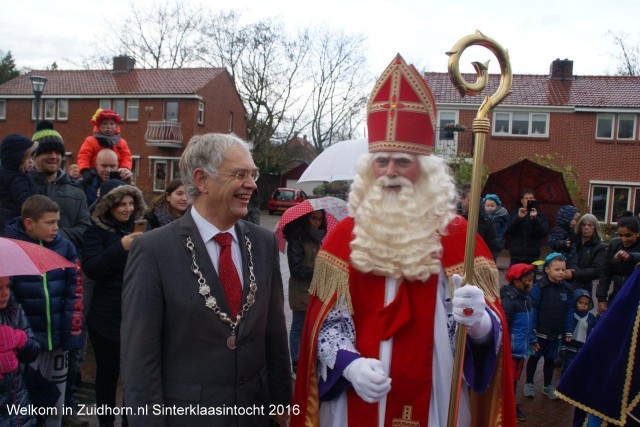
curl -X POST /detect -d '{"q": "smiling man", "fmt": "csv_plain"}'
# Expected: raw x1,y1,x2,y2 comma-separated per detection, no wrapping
292,55,516,427
121,133,292,427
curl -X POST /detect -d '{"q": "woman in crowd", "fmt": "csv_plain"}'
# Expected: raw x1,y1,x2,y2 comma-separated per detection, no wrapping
144,178,188,229
597,216,640,313
564,214,606,294
284,209,326,375
82,180,146,427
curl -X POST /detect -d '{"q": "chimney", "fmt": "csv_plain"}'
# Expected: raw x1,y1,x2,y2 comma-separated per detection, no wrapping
113,56,136,73
550,58,573,80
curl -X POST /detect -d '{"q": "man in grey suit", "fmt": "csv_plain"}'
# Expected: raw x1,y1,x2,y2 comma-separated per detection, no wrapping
122,133,292,426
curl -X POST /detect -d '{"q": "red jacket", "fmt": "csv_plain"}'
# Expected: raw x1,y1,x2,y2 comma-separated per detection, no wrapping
77,135,132,171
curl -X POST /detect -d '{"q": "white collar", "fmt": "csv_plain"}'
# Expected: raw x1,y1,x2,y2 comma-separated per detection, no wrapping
191,206,239,244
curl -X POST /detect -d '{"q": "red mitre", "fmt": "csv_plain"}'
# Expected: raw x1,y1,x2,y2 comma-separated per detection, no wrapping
367,54,437,155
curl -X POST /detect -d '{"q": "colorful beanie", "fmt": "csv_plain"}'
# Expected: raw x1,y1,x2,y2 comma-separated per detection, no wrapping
543,252,566,269
32,120,64,156
91,109,121,126
482,193,502,206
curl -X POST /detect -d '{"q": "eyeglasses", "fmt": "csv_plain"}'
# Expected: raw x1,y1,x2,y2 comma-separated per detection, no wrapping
309,215,323,221
217,169,260,182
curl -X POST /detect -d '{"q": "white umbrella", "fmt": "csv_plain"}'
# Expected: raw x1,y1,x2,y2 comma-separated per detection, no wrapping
298,138,368,182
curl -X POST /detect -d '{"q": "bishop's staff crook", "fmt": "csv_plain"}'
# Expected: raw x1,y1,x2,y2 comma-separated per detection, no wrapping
445,30,512,427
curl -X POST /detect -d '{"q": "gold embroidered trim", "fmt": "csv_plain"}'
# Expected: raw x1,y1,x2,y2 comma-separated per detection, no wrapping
556,300,640,426
444,256,499,303
309,250,352,314
369,141,433,155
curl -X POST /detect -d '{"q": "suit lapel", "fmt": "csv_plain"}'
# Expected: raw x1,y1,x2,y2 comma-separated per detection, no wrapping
178,210,233,319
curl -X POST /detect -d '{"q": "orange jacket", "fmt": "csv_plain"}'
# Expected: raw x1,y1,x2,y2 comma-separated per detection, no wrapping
77,135,132,171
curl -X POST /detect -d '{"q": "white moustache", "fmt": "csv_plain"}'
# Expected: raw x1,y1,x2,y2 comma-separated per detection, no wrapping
375,175,413,188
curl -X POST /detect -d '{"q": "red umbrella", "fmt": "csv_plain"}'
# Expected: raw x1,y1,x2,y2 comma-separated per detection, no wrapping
482,159,573,228
0,237,76,276
274,197,348,253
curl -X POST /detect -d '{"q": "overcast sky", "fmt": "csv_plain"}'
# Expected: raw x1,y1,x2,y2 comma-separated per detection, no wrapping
3,0,640,76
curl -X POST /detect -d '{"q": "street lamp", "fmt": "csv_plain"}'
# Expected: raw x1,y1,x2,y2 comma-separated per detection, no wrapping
29,75,47,130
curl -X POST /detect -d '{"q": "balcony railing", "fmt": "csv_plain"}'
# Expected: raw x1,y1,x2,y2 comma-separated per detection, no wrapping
145,121,183,148
434,127,473,158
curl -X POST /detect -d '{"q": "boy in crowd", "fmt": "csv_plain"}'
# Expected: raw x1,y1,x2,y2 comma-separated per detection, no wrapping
501,263,538,421
4,195,85,427
524,252,573,401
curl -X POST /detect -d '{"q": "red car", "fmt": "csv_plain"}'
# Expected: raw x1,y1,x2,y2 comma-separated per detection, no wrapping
268,188,309,214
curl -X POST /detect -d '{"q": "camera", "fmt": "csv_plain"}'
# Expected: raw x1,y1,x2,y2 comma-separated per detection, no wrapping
109,171,121,180
526,200,539,212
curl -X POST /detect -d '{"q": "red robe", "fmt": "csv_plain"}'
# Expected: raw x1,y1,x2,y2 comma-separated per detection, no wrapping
292,216,516,426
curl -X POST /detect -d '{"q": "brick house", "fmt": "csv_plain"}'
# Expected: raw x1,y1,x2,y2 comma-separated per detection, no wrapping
424,59,640,223
0,56,247,199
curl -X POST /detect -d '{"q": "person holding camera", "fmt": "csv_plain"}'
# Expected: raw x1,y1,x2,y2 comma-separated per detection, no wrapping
506,188,549,266
78,148,133,206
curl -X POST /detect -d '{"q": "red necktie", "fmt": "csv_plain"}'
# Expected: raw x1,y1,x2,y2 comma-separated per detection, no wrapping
213,232,242,317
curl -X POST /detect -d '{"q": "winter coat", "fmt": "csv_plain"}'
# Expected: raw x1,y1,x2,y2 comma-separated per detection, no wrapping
548,205,580,268
565,289,597,353
487,206,509,249
571,235,606,293
459,202,501,260
0,139,39,235
144,203,181,230
77,135,132,172
287,226,324,311
530,275,573,340
506,207,549,263
597,237,640,304
500,284,535,359
32,169,91,250
4,219,84,351
0,296,40,427
82,184,145,341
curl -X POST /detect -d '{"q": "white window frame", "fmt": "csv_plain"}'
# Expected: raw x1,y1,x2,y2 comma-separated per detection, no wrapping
152,160,168,192
0,100,5,119
596,113,614,139
198,102,204,125
127,100,139,121
131,155,140,184
57,100,68,121
149,157,181,192
617,113,636,140
99,99,111,110
590,185,610,222
438,111,458,141
31,100,43,120
491,112,549,137
43,99,56,120
113,99,126,119
612,186,631,221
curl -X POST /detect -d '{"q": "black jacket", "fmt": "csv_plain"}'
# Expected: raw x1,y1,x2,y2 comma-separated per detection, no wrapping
506,208,549,263
571,235,606,293
597,237,640,304
530,275,573,340
458,202,501,260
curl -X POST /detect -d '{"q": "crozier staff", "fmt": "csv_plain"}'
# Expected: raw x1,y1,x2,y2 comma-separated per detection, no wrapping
121,133,292,427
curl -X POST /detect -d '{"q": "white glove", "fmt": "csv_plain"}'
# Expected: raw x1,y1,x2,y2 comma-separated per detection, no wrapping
342,357,391,403
452,274,493,342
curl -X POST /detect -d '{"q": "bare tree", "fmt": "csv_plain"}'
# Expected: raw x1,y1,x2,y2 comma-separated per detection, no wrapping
608,30,640,76
305,30,372,152
97,0,205,69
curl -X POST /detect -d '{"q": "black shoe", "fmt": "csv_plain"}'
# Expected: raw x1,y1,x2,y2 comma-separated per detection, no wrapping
516,406,527,421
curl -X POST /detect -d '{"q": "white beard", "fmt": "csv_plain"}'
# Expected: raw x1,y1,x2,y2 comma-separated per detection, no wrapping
349,155,457,282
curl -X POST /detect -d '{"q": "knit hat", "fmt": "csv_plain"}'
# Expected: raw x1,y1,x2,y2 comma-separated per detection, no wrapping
0,134,34,171
482,194,502,206
367,54,437,155
505,263,534,283
543,252,566,269
98,179,126,200
32,121,65,156
91,109,121,126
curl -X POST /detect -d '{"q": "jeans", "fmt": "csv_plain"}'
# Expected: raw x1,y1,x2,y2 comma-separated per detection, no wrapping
289,310,307,367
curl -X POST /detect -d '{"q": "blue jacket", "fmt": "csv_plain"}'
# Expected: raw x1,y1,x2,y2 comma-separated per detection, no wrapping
530,275,574,340
4,218,84,351
500,283,536,359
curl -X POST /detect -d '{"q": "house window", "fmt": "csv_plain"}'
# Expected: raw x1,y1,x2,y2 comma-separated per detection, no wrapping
198,102,204,125
634,188,640,217
618,114,636,140
44,100,56,120
171,160,181,180
492,112,549,137
438,111,457,140
131,155,140,184
113,100,126,118
165,102,179,121
591,186,609,222
153,160,167,191
99,99,111,110
31,101,42,120
613,187,631,221
127,100,139,121
228,112,233,132
57,100,68,120
596,113,614,139
0,100,5,119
